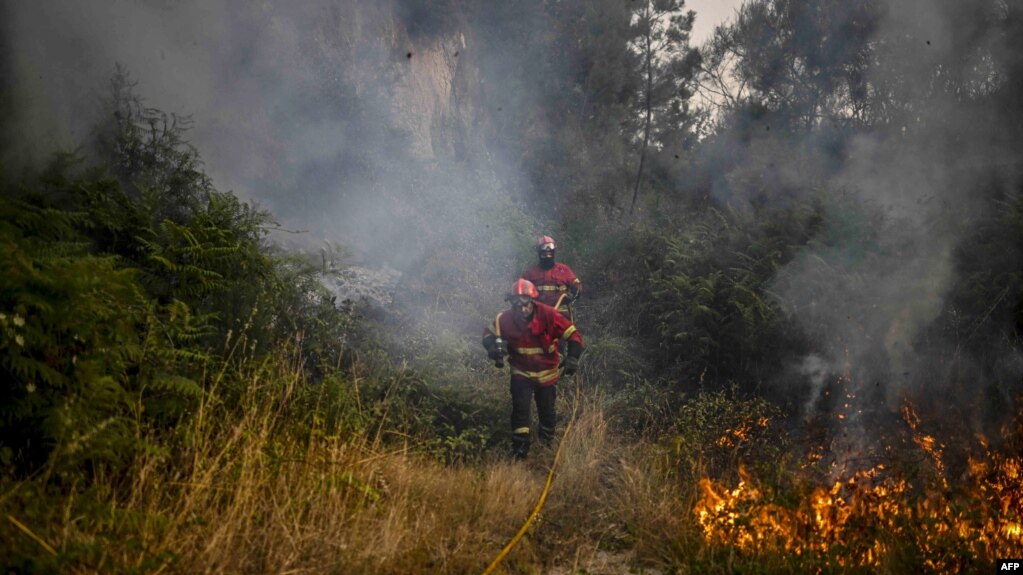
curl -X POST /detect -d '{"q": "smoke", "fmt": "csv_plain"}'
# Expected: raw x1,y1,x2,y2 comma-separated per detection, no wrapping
758,0,1023,435
1,0,559,326
7,0,1019,425
798,353,830,417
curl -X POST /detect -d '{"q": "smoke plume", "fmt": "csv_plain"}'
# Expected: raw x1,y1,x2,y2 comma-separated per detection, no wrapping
756,1,1023,443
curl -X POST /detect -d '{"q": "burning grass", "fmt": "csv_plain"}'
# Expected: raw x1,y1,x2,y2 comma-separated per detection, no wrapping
691,403,1023,572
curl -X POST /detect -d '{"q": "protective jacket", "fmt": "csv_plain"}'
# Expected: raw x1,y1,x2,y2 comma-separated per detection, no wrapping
482,302,583,386
521,262,582,315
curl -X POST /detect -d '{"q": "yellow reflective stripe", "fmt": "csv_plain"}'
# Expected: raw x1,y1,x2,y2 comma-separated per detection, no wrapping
511,366,561,384
536,285,566,291
561,325,577,340
513,344,558,355
572,278,581,284
513,427,530,435
515,347,545,355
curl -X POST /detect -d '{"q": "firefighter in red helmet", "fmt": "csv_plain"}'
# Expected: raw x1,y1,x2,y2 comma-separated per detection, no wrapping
483,278,584,458
521,235,582,318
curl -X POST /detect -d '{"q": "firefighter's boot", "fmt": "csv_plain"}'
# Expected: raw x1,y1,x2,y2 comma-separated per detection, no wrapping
511,429,531,459
538,423,556,447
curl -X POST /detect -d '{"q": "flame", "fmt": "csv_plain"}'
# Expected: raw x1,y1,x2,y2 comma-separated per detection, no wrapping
903,403,947,481
714,415,772,449
692,405,1023,569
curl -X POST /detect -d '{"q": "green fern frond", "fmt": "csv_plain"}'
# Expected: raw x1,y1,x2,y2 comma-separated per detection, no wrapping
148,373,204,399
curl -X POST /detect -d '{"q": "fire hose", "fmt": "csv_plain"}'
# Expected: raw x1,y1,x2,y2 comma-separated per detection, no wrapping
554,291,576,322
482,291,579,575
481,370,581,575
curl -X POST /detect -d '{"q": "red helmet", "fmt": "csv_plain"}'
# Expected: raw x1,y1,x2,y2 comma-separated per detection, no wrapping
510,278,539,300
536,235,556,253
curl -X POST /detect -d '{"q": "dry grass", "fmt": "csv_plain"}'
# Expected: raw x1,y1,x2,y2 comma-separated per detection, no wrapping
115,390,546,573
9,351,1011,573
2,353,695,575
484,389,694,574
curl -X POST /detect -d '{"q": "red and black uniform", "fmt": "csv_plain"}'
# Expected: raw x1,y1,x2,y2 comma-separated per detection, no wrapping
521,262,582,316
482,302,584,457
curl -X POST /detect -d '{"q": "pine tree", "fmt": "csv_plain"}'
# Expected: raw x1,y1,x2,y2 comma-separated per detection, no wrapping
628,0,701,214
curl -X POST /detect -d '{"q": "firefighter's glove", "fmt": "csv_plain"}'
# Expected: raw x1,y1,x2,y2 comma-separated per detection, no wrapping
562,355,579,377
487,347,502,361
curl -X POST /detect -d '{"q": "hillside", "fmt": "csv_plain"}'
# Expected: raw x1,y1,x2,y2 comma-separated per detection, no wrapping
2,0,1023,573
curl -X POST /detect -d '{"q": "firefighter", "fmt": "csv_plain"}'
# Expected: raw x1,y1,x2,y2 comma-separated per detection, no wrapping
482,278,584,459
521,235,582,318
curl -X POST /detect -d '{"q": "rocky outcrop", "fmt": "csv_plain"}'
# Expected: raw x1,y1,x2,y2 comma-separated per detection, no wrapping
333,2,486,162
391,30,481,160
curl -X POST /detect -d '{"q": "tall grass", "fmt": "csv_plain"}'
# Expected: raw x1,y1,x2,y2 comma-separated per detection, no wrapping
0,341,680,574
6,339,1017,573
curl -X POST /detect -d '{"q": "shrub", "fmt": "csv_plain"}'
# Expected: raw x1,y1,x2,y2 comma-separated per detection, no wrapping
664,384,788,483
642,204,819,387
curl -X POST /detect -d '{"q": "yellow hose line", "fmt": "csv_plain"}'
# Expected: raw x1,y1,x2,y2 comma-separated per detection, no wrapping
481,372,582,575
554,292,568,313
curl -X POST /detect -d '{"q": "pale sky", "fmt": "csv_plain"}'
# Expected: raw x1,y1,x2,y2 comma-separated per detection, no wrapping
687,0,745,45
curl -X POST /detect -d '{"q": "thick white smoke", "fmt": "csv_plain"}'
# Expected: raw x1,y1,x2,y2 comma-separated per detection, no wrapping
2,0,546,312
763,1,1023,438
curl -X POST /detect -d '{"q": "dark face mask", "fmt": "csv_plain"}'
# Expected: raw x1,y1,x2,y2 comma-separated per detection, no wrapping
538,249,555,269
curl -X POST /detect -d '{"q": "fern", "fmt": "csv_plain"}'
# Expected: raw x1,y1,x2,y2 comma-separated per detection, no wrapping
643,203,820,384
0,76,360,476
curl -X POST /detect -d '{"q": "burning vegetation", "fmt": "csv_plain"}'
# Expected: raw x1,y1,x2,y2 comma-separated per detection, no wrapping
694,403,1023,571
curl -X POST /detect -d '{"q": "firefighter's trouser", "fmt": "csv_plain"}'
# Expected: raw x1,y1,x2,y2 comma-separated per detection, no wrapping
510,375,557,458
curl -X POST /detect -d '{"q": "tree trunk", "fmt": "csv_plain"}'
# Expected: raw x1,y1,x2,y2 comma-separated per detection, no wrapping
630,27,653,216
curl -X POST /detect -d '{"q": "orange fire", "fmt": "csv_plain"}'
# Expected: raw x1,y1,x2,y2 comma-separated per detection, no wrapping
714,416,769,448
693,404,1023,569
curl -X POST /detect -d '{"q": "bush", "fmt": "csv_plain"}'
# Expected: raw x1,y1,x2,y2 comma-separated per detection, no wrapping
642,204,819,388
0,75,359,475
664,384,788,483
0,194,212,474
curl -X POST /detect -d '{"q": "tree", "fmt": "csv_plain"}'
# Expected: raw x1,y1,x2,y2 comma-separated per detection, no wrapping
628,0,701,214
698,0,877,132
